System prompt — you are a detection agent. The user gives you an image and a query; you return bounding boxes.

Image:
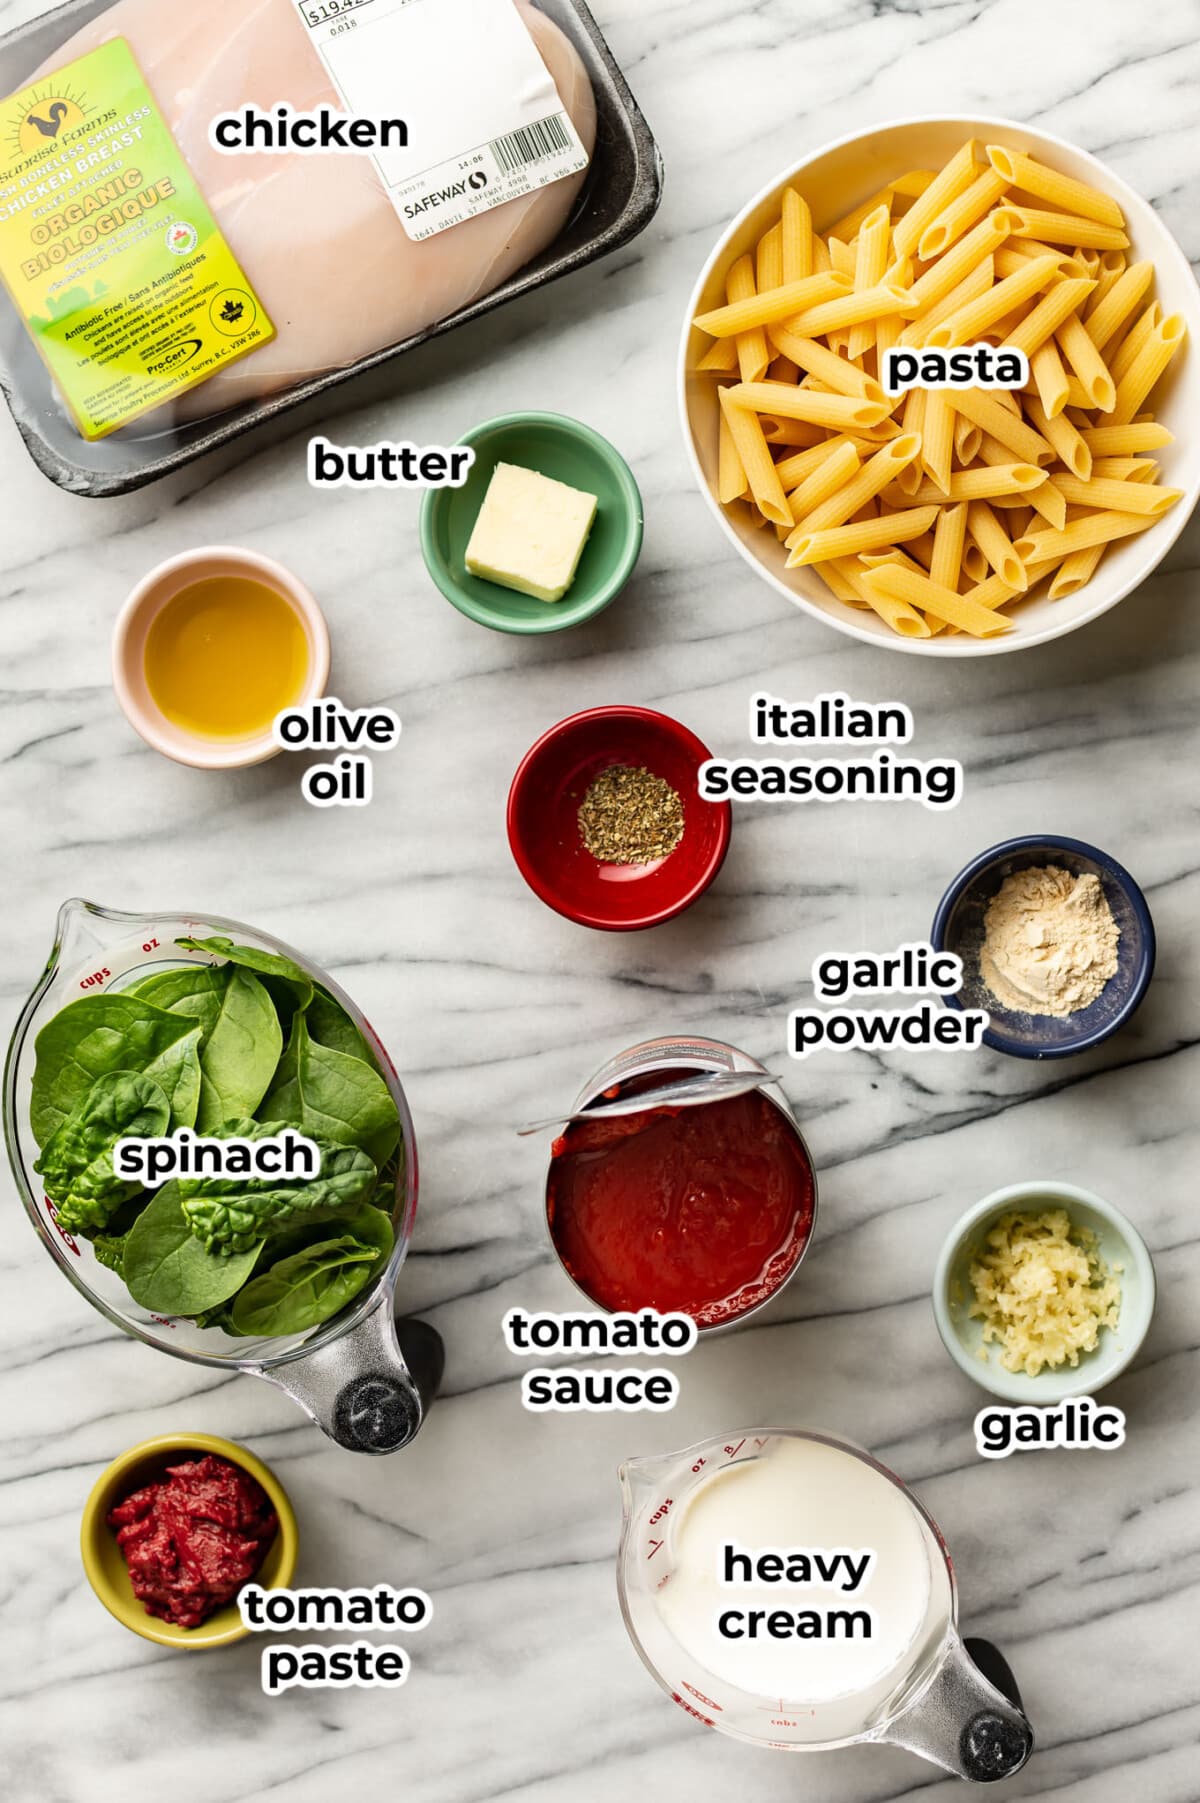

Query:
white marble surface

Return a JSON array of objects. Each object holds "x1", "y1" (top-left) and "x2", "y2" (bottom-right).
[{"x1": 1, "y1": 0, "x2": 1199, "y2": 1798}]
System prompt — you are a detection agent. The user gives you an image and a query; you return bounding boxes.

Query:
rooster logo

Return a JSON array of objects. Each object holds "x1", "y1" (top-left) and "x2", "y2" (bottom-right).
[
  {"x1": 10, "y1": 83, "x2": 90, "y2": 157},
  {"x1": 27, "y1": 101, "x2": 69, "y2": 138}
]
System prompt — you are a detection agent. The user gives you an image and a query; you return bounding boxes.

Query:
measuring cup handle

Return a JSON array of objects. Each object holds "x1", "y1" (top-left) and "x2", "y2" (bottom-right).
[
  {"x1": 877, "y1": 1631, "x2": 1033, "y2": 1783},
  {"x1": 260, "y1": 1293, "x2": 444, "y2": 1455}
]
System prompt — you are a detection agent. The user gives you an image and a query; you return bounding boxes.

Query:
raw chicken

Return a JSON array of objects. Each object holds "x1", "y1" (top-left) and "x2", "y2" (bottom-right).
[{"x1": 34, "y1": 0, "x2": 596, "y2": 420}]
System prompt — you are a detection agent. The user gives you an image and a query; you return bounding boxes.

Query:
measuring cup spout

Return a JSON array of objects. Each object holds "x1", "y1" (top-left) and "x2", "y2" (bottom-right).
[
  {"x1": 619, "y1": 1450, "x2": 680, "y2": 1517},
  {"x1": 877, "y1": 1632, "x2": 1033, "y2": 1783},
  {"x1": 261, "y1": 1290, "x2": 444, "y2": 1456}
]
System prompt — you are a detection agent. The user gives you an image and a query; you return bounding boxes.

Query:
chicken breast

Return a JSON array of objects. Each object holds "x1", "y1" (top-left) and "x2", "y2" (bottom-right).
[{"x1": 34, "y1": 0, "x2": 596, "y2": 422}]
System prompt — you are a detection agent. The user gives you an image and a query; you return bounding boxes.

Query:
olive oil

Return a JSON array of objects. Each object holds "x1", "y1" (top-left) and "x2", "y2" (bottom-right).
[{"x1": 144, "y1": 576, "x2": 310, "y2": 740}]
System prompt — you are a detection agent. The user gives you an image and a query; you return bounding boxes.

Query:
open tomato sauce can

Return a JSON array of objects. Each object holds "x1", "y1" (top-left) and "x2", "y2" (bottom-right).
[{"x1": 545, "y1": 1037, "x2": 818, "y2": 1332}]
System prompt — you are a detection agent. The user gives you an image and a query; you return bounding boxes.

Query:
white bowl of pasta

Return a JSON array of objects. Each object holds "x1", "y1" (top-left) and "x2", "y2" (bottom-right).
[{"x1": 680, "y1": 116, "x2": 1199, "y2": 655}]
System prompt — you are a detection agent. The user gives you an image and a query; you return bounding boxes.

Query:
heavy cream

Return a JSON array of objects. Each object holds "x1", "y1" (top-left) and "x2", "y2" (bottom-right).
[{"x1": 655, "y1": 1438, "x2": 933, "y2": 1703}]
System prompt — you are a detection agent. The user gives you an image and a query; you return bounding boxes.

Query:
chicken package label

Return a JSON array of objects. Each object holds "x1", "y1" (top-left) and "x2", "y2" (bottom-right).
[
  {"x1": 0, "y1": 38, "x2": 274, "y2": 440},
  {"x1": 294, "y1": 0, "x2": 591, "y2": 242}
]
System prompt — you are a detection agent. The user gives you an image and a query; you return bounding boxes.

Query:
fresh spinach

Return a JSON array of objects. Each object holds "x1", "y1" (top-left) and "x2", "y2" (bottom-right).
[
  {"x1": 260, "y1": 1014, "x2": 400, "y2": 1168},
  {"x1": 31, "y1": 995, "x2": 202, "y2": 1145},
  {"x1": 229, "y1": 1234, "x2": 380, "y2": 1337},
  {"x1": 177, "y1": 936, "x2": 314, "y2": 1019},
  {"x1": 34, "y1": 1071, "x2": 170, "y2": 1235},
  {"x1": 177, "y1": 1119, "x2": 378, "y2": 1254},
  {"x1": 132, "y1": 964, "x2": 282, "y2": 1131},
  {"x1": 307, "y1": 986, "x2": 376, "y2": 1064},
  {"x1": 123, "y1": 1182, "x2": 263, "y2": 1316}
]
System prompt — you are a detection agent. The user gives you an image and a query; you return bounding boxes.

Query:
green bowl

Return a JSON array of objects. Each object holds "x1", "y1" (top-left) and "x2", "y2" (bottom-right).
[
  {"x1": 420, "y1": 412, "x2": 644, "y2": 634},
  {"x1": 933, "y1": 1181, "x2": 1156, "y2": 1404}
]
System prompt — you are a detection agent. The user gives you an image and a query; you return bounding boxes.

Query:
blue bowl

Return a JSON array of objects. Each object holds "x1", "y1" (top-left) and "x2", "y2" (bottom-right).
[{"x1": 931, "y1": 835, "x2": 1156, "y2": 1059}]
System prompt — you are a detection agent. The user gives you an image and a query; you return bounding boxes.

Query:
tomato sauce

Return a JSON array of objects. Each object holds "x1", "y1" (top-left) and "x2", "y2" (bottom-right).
[
  {"x1": 546, "y1": 1088, "x2": 815, "y2": 1326},
  {"x1": 108, "y1": 1453, "x2": 277, "y2": 1629}
]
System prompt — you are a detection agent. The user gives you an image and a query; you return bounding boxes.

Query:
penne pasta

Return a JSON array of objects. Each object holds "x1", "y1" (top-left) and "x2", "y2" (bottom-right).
[
  {"x1": 786, "y1": 440, "x2": 862, "y2": 522},
  {"x1": 1012, "y1": 509, "x2": 1159, "y2": 561},
  {"x1": 1055, "y1": 313, "x2": 1117, "y2": 411},
  {"x1": 967, "y1": 498, "x2": 1028, "y2": 588},
  {"x1": 904, "y1": 210, "x2": 1016, "y2": 312},
  {"x1": 1050, "y1": 474, "x2": 1183, "y2": 515},
  {"x1": 918, "y1": 167, "x2": 1011, "y2": 260},
  {"x1": 786, "y1": 504, "x2": 939, "y2": 567},
  {"x1": 985, "y1": 146, "x2": 1126, "y2": 229},
  {"x1": 848, "y1": 205, "x2": 892, "y2": 360},
  {"x1": 892, "y1": 139, "x2": 980, "y2": 260},
  {"x1": 1005, "y1": 276, "x2": 1096, "y2": 358},
  {"x1": 718, "y1": 405, "x2": 749, "y2": 503},
  {"x1": 692, "y1": 136, "x2": 1185, "y2": 640},
  {"x1": 719, "y1": 388, "x2": 791, "y2": 526},
  {"x1": 951, "y1": 387, "x2": 1055, "y2": 464},
  {"x1": 922, "y1": 388, "x2": 954, "y2": 492},
  {"x1": 1006, "y1": 207, "x2": 1130, "y2": 250},
  {"x1": 788, "y1": 435, "x2": 923, "y2": 540},
  {"x1": 1030, "y1": 338, "x2": 1070, "y2": 417},
  {"x1": 1084, "y1": 260, "x2": 1154, "y2": 351},
  {"x1": 782, "y1": 282, "x2": 914, "y2": 338},
  {"x1": 695, "y1": 271, "x2": 852, "y2": 338},
  {"x1": 1109, "y1": 314, "x2": 1187, "y2": 425},
  {"x1": 1080, "y1": 420, "x2": 1173, "y2": 454},
  {"x1": 925, "y1": 254, "x2": 1063, "y2": 350},
  {"x1": 859, "y1": 564, "x2": 1012, "y2": 636},
  {"x1": 725, "y1": 382, "x2": 889, "y2": 431},
  {"x1": 899, "y1": 255, "x2": 994, "y2": 347},
  {"x1": 1026, "y1": 395, "x2": 1091, "y2": 478},
  {"x1": 726, "y1": 254, "x2": 771, "y2": 384}
]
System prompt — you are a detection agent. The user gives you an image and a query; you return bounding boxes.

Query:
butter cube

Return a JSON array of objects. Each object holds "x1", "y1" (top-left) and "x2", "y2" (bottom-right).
[{"x1": 465, "y1": 462, "x2": 598, "y2": 603}]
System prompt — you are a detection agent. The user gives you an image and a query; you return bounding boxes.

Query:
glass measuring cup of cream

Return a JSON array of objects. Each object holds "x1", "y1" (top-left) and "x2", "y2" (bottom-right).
[
  {"x1": 618, "y1": 1430, "x2": 1033, "y2": 1783},
  {"x1": 4, "y1": 900, "x2": 440, "y2": 1455}
]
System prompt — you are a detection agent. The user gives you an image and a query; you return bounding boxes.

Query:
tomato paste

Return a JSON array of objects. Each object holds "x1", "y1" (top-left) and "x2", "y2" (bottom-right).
[
  {"x1": 107, "y1": 1453, "x2": 277, "y2": 1629},
  {"x1": 547, "y1": 1089, "x2": 815, "y2": 1325}
]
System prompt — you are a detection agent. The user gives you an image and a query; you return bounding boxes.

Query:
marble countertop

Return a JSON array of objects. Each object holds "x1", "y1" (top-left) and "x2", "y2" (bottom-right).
[{"x1": 1, "y1": 0, "x2": 1198, "y2": 1798}]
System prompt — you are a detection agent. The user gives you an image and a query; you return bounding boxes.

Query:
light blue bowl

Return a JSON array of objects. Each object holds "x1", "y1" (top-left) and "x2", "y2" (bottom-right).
[{"x1": 934, "y1": 1181, "x2": 1156, "y2": 1403}]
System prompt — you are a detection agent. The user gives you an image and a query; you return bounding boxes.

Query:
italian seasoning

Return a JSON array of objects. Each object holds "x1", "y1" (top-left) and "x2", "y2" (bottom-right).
[{"x1": 578, "y1": 765, "x2": 686, "y2": 866}]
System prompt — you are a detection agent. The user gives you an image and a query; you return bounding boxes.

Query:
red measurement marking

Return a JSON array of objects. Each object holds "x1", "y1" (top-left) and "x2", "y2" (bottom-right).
[
  {"x1": 141, "y1": 938, "x2": 160, "y2": 953},
  {"x1": 45, "y1": 1199, "x2": 80, "y2": 1257},
  {"x1": 691, "y1": 1457, "x2": 707, "y2": 1473},
  {"x1": 681, "y1": 1681, "x2": 722, "y2": 1712},
  {"x1": 725, "y1": 1439, "x2": 746, "y2": 1460},
  {"x1": 672, "y1": 1696, "x2": 714, "y2": 1728},
  {"x1": 648, "y1": 1499, "x2": 673, "y2": 1525},
  {"x1": 647, "y1": 1538, "x2": 665, "y2": 1560}
]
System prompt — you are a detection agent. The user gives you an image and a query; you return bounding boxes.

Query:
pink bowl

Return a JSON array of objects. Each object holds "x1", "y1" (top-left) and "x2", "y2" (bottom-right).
[{"x1": 112, "y1": 547, "x2": 330, "y2": 770}]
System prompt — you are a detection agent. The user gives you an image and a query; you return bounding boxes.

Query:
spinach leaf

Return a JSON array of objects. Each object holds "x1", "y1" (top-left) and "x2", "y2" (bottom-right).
[
  {"x1": 31, "y1": 995, "x2": 202, "y2": 1145},
  {"x1": 131, "y1": 964, "x2": 282, "y2": 1131},
  {"x1": 34, "y1": 1071, "x2": 170, "y2": 1235},
  {"x1": 177, "y1": 1119, "x2": 378, "y2": 1254},
  {"x1": 177, "y1": 936, "x2": 314, "y2": 1021},
  {"x1": 260, "y1": 1014, "x2": 400, "y2": 1168},
  {"x1": 124, "y1": 1182, "x2": 263, "y2": 1316},
  {"x1": 307, "y1": 986, "x2": 375, "y2": 1064},
  {"x1": 229, "y1": 1234, "x2": 380, "y2": 1337},
  {"x1": 93, "y1": 1231, "x2": 131, "y2": 1277}
]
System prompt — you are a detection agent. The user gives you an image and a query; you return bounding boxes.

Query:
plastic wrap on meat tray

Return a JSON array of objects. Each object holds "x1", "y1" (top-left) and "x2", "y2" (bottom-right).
[{"x1": 16, "y1": 0, "x2": 597, "y2": 434}]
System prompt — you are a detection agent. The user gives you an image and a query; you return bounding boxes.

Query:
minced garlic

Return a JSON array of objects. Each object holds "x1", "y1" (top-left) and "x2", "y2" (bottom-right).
[{"x1": 967, "y1": 1208, "x2": 1121, "y2": 1377}]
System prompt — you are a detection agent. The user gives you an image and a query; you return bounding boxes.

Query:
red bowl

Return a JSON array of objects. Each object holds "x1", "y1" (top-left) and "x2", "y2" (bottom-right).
[{"x1": 507, "y1": 707, "x2": 733, "y2": 931}]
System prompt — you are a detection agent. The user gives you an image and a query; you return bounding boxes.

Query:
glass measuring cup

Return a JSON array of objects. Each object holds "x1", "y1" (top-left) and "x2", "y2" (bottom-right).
[
  {"x1": 4, "y1": 900, "x2": 442, "y2": 1455},
  {"x1": 618, "y1": 1430, "x2": 1033, "y2": 1783}
]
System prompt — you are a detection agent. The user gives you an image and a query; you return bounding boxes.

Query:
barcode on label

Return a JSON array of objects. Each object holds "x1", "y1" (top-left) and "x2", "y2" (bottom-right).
[{"x1": 490, "y1": 112, "x2": 573, "y2": 174}]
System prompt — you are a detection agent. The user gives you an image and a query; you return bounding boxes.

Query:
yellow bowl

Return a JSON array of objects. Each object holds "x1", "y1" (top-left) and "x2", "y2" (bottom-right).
[{"x1": 80, "y1": 1433, "x2": 298, "y2": 1651}]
